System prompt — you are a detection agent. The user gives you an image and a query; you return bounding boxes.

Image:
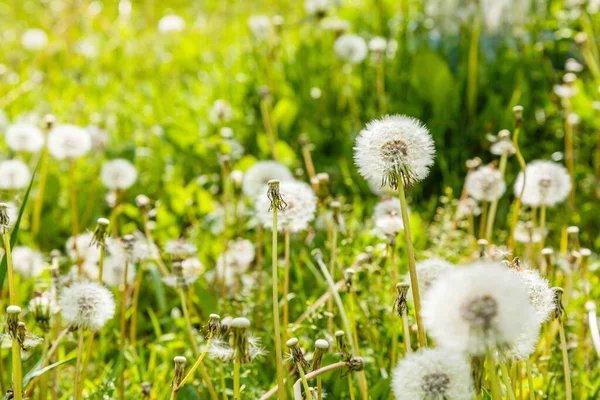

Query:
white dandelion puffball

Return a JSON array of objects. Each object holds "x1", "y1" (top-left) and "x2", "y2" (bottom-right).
[
  {"x1": 513, "y1": 222, "x2": 545, "y2": 244},
  {"x1": 373, "y1": 198, "x2": 405, "y2": 237},
  {"x1": 256, "y1": 180, "x2": 317, "y2": 233},
  {"x1": 406, "y1": 258, "x2": 453, "y2": 302},
  {"x1": 507, "y1": 324, "x2": 541, "y2": 360},
  {"x1": 242, "y1": 161, "x2": 294, "y2": 199},
  {"x1": 248, "y1": 15, "x2": 273, "y2": 41},
  {"x1": 158, "y1": 14, "x2": 186, "y2": 33},
  {"x1": 369, "y1": 36, "x2": 388, "y2": 52},
  {"x1": 490, "y1": 138, "x2": 515, "y2": 157},
  {"x1": 374, "y1": 216, "x2": 404, "y2": 237},
  {"x1": 5, "y1": 123, "x2": 45, "y2": 153},
  {"x1": 391, "y1": 348, "x2": 473, "y2": 400},
  {"x1": 320, "y1": 17, "x2": 351, "y2": 33},
  {"x1": 100, "y1": 159, "x2": 138, "y2": 190},
  {"x1": 21, "y1": 28, "x2": 48, "y2": 51},
  {"x1": 422, "y1": 262, "x2": 536, "y2": 355},
  {"x1": 354, "y1": 115, "x2": 435, "y2": 189},
  {"x1": 59, "y1": 281, "x2": 115, "y2": 330},
  {"x1": 209, "y1": 99, "x2": 234, "y2": 125},
  {"x1": 0, "y1": 160, "x2": 31, "y2": 190},
  {"x1": 47, "y1": 124, "x2": 92, "y2": 160},
  {"x1": 456, "y1": 198, "x2": 481, "y2": 218},
  {"x1": 373, "y1": 198, "x2": 401, "y2": 219},
  {"x1": 514, "y1": 160, "x2": 572, "y2": 207},
  {"x1": 509, "y1": 267, "x2": 555, "y2": 324},
  {"x1": 334, "y1": 34, "x2": 368, "y2": 64},
  {"x1": 304, "y1": 0, "x2": 332, "y2": 15},
  {"x1": 11, "y1": 246, "x2": 46, "y2": 278},
  {"x1": 164, "y1": 240, "x2": 197, "y2": 259},
  {"x1": 465, "y1": 165, "x2": 506, "y2": 202},
  {"x1": 214, "y1": 239, "x2": 256, "y2": 289}
]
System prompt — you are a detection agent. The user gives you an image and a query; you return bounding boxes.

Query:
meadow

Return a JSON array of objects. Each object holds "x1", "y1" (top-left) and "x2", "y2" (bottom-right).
[{"x1": 0, "y1": 0, "x2": 599, "y2": 399}]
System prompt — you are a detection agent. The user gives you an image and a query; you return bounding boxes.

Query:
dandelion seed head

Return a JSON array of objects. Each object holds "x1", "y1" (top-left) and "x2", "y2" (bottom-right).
[
  {"x1": 514, "y1": 160, "x2": 572, "y2": 207},
  {"x1": 0, "y1": 202, "x2": 18, "y2": 231},
  {"x1": 565, "y1": 58, "x2": 584, "y2": 72},
  {"x1": 509, "y1": 267, "x2": 555, "y2": 323},
  {"x1": 465, "y1": 165, "x2": 506, "y2": 202},
  {"x1": 158, "y1": 14, "x2": 186, "y2": 33},
  {"x1": 248, "y1": 16, "x2": 273, "y2": 41},
  {"x1": 422, "y1": 262, "x2": 536, "y2": 355},
  {"x1": 513, "y1": 222, "x2": 545, "y2": 244},
  {"x1": 164, "y1": 239, "x2": 197, "y2": 260},
  {"x1": 100, "y1": 159, "x2": 138, "y2": 190},
  {"x1": 256, "y1": 180, "x2": 317, "y2": 233},
  {"x1": 320, "y1": 17, "x2": 351, "y2": 33},
  {"x1": 11, "y1": 246, "x2": 46, "y2": 278},
  {"x1": 209, "y1": 99, "x2": 234, "y2": 125},
  {"x1": 5, "y1": 123, "x2": 45, "y2": 153},
  {"x1": 242, "y1": 161, "x2": 293, "y2": 199},
  {"x1": 406, "y1": 258, "x2": 453, "y2": 302},
  {"x1": 553, "y1": 84, "x2": 578, "y2": 99},
  {"x1": 506, "y1": 324, "x2": 540, "y2": 360},
  {"x1": 391, "y1": 348, "x2": 473, "y2": 400},
  {"x1": 304, "y1": 0, "x2": 332, "y2": 15},
  {"x1": 456, "y1": 198, "x2": 481, "y2": 218},
  {"x1": 334, "y1": 34, "x2": 368, "y2": 64},
  {"x1": 21, "y1": 28, "x2": 48, "y2": 51},
  {"x1": 369, "y1": 36, "x2": 388, "y2": 52},
  {"x1": 59, "y1": 281, "x2": 115, "y2": 330},
  {"x1": 354, "y1": 115, "x2": 435, "y2": 189},
  {"x1": 48, "y1": 124, "x2": 92, "y2": 160},
  {"x1": 0, "y1": 160, "x2": 31, "y2": 190}
]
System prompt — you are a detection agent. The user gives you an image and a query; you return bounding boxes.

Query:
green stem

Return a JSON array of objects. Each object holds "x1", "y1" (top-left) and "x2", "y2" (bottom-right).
[
  {"x1": 499, "y1": 354, "x2": 516, "y2": 400},
  {"x1": 296, "y1": 362, "x2": 312, "y2": 399},
  {"x1": 397, "y1": 183, "x2": 427, "y2": 348},
  {"x1": 282, "y1": 231, "x2": 290, "y2": 340},
  {"x1": 3, "y1": 231, "x2": 16, "y2": 305},
  {"x1": 271, "y1": 208, "x2": 285, "y2": 400},
  {"x1": 32, "y1": 148, "x2": 49, "y2": 235},
  {"x1": 487, "y1": 351, "x2": 502, "y2": 400},
  {"x1": 119, "y1": 260, "x2": 130, "y2": 400},
  {"x1": 485, "y1": 153, "x2": 508, "y2": 242},
  {"x1": 233, "y1": 359, "x2": 241, "y2": 400},
  {"x1": 467, "y1": 15, "x2": 480, "y2": 118},
  {"x1": 328, "y1": 220, "x2": 338, "y2": 335},
  {"x1": 509, "y1": 123, "x2": 526, "y2": 252},
  {"x1": 478, "y1": 201, "x2": 488, "y2": 240},
  {"x1": 176, "y1": 338, "x2": 213, "y2": 391},
  {"x1": 73, "y1": 330, "x2": 85, "y2": 400},
  {"x1": 402, "y1": 312, "x2": 412, "y2": 355},
  {"x1": 11, "y1": 335, "x2": 22, "y2": 400},
  {"x1": 558, "y1": 319, "x2": 572, "y2": 400},
  {"x1": 526, "y1": 358, "x2": 535, "y2": 400},
  {"x1": 538, "y1": 206, "x2": 547, "y2": 253}
]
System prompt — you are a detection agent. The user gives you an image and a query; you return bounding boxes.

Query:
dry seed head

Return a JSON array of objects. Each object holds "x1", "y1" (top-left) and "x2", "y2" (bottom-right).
[
  {"x1": 172, "y1": 356, "x2": 186, "y2": 389},
  {"x1": 394, "y1": 282, "x2": 410, "y2": 316},
  {"x1": 136, "y1": 194, "x2": 150, "y2": 208},
  {"x1": 0, "y1": 202, "x2": 10, "y2": 232},
  {"x1": 512, "y1": 105, "x2": 524, "y2": 122},
  {"x1": 17, "y1": 322, "x2": 26, "y2": 347},
  {"x1": 552, "y1": 287, "x2": 565, "y2": 320},
  {"x1": 312, "y1": 339, "x2": 329, "y2": 371},
  {"x1": 232, "y1": 317, "x2": 250, "y2": 362},
  {"x1": 335, "y1": 330, "x2": 351, "y2": 361},
  {"x1": 344, "y1": 268, "x2": 355, "y2": 288},
  {"x1": 207, "y1": 314, "x2": 221, "y2": 338},
  {"x1": 286, "y1": 337, "x2": 310, "y2": 370},
  {"x1": 44, "y1": 114, "x2": 56, "y2": 129}
]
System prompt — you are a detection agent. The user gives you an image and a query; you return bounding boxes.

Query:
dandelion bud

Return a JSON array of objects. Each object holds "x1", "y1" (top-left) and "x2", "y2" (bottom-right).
[
  {"x1": 231, "y1": 317, "x2": 251, "y2": 363},
  {"x1": 335, "y1": 330, "x2": 351, "y2": 362},
  {"x1": 286, "y1": 338, "x2": 310, "y2": 370},
  {"x1": 91, "y1": 218, "x2": 110, "y2": 248},
  {"x1": 0, "y1": 202, "x2": 11, "y2": 233},
  {"x1": 207, "y1": 314, "x2": 221, "y2": 338},
  {"x1": 312, "y1": 339, "x2": 329, "y2": 371},
  {"x1": 44, "y1": 114, "x2": 56, "y2": 130},
  {"x1": 172, "y1": 356, "x2": 187, "y2": 390},
  {"x1": 136, "y1": 194, "x2": 150, "y2": 209},
  {"x1": 344, "y1": 268, "x2": 355, "y2": 288},
  {"x1": 512, "y1": 105, "x2": 524, "y2": 125},
  {"x1": 267, "y1": 180, "x2": 287, "y2": 212},
  {"x1": 552, "y1": 288, "x2": 565, "y2": 320},
  {"x1": 477, "y1": 239, "x2": 488, "y2": 259},
  {"x1": 394, "y1": 282, "x2": 410, "y2": 316},
  {"x1": 6, "y1": 305, "x2": 21, "y2": 338}
]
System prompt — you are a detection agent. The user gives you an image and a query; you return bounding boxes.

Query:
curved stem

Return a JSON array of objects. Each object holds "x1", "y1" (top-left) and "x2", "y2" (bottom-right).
[
  {"x1": 296, "y1": 362, "x2": 312, "y2": 400},
  {"x1": 73, "y1": 330, "x2": 85, "y2": 400},
  {"x1": 176, "y1": 339, "x2": 213, "y2": 391},
  {"x1": 558, "y1": 319, "x2": 572, "y2": 400},
  {"x1": 290, "y1": 362, "x2": 347, "y2": 400},
  {"x1": 397, "y1": 183, "x2": 427, "y2": 348}
]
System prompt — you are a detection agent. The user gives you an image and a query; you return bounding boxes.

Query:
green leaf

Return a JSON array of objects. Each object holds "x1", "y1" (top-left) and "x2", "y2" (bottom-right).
[
  {"x1": 0, "y1": 162, "x2": 38, "y2": 289},
  {"x1": 23, "y1": 357, "x2": 75, "y2": 388}
]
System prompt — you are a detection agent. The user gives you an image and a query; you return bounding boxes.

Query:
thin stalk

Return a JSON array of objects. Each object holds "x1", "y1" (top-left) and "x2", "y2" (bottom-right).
[
  {"x1": 288, "y1": 362, "x2": 346, "y2": 400},
  {"x1": 397, "y1": 183, "x2": 427, "y2": 348},
  {"x1": 538, "y1": 206, "x2": 547, "y2": 254},
  {"x1": 176, "y1": 338, "x2": 213, "y2": 391},
  {"x1": 260, "y1": 97, "x2": 278, "y2": 160},
  {"x1": 69, "y1": 160, "x2": 79, "y2": 244},
  {"x1": 178, "y1": 289, "x2": 218, "y2": 400},
  {"x1": 3, "y1": 231, "x2": 16, "y2": 305},
  {"x1": 0, "y1": 348, "x2": 5, "y2": 394},
  {"x1": 129, "y1": 265, "x2": 144, "y2": 345},
  {"x1": 32, "y1": 148, "x2": 49, "y2": 235},
  {"x1": 564, "y1": 107, "x2": 575, "y2": 208},
  {"x1": 402, "y1": 312, "x2": 412, "y2": 355},
  {"x1": 467, "y1": 15, "x2": 480, "y2": 118},
  {"x1": 348, "y1": 375, "x2": 356, "y2": 400},
  {"x1": 233, "y1": 358, "x2": 241, "y2": 400},
  {"x1": 76, "y1": 331, "x2": 95, "y2": 400},
  {"x1": 478, "y1": 201, "x2": 488, "y2": 240},
  {"x1": 526, "y1": 358, "x2": 535, "y2": 400},
  {"x1": 347, "y1": 286, "x2": 368, "y2": 399},
  {"x1": 499, "y1": 354, "x2": 516, "y2": 400},
  {"x1": 271, "y1": 209, "x2": 285, "y2": 400},
  {"x1": 282, "y1": 231, "x2": 291, "y2": 340},
  {"x1": 296, "y1": 362, "x2": 312, "y2": 400},
  {"x1": 97, "y1": 245, "x2": 105, "y2": 283},
  {"x1": 26, "y1": 327, "x2": 70, "y2": 398},
  {"x1": 11, "y1": 334, "x2": 23, "y2": 400},
  {"x1": 73, "y1": 330, "x2": 85, "y2": 400},
  {"x1": 487, "y1": 352, "x2": 503, "y2": 400},
  {"x1": 142, "y1": 210, "x2": 170, "y2": 276},
  {"x1": 508, "y1": 120, "x2": 526, "y2": 251},
  {"x1": 485, "y1": 153, "x2": 508, "y2": 242},
  {"x1": 558, "y1": 319, "x2": 572, "y2": 400},
  {"x1": 220, "y1": 365, "x2": 228, "y2": 400},
  {"x1": 300, "y1": 140, "x2": 317, "y2": 186},
  {"x1": 328, "y1": 220, "x2": 338, "y2": 335},
  {"x1": 119, "y1": 260, "x2": 130, "y2": 400}
]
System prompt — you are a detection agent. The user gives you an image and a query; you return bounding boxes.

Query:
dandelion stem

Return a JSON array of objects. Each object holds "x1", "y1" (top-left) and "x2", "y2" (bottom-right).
[
  {"x1": 348, "y1": 375, "x2": 356, "y2": 400},
  {"x1": 142, "y1": 209, "x2": 170, "y2": 276},
  {"x1": 130, "y1": 264, "x2": 144, "y2": 345},
  {"x1": 176, "y1": 338, "x2": 213, "y2": 391},
  {"x1": 282, "y1": 231, "x2": 291, "y2": 340},
  {"x1": 397, "y1": 183, "x2": 427, "y2": 348},
  {"x1": 271, "y1": 207, "x2": 286, "y2": 400},
  {"x1": 296, "y1": 362, "x2": 312, "y2": 400},
  {"x1": 478, "y1": 201, "x2": 488, "y2": 240},
  {"x1": 178, "y1": 289, "x2": 219, "y2": 400},
  {"x1": 260, "y1": 96, "x2": 278, "y2": 160},
  {"x1": 32, "y1": 147, "x2": 49, "y2": 235},
  {"x1": 328, "y1": 216, "x2": 338, "y2": 335},
  {"x1": 485, "y1": 153, "x2": 508, "y2": 242},
  {"x1": 486, "y1": 351, "x2": 502, "y2": 400},
  {"x1": 526, "y1": 358, "x2": 535, "y2": 400},
  {"x1": 558, "y1": 318, "x2": 572, "y2": 400},
  {"x1": 288, "y1": 362, "x2": 347, "y2": 400},
  {"x1": 73, "y1": 330, "x2": 85, "y2": 400},
  {"x1": 467, "y1": 15, "x2": 480, "y2": 118},
  {"x1": 498, "y1": 353, "x2": 516, "y2": 400},
  {"x1": 3, "y1": 230, "x2": 17, "y2": 305},
  {"x1": 233, "y1": 357, "x2": 241, "y2": 400},
  {"x1": 69, "y1": 160, "x2": 80, "y2": 249},
  {"x1": 402, "y1": 312, "x2": 412, "y2": 355},
  {"x1": 118, "y1": 259, "x2": 130, "y2": 400},
  {"x1": 538, "y1": 205, "x2": 547, "y2": 254},
  {"x1": 509, "y1": 118, "x2": 526, "y2": 252},
  {"x1": 10, "y1": 332, "x2": 23, "y2": 400}
]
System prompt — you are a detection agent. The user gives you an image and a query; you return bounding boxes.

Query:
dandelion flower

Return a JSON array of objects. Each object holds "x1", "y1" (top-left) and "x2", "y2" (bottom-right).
[
  {"x1": 405, "y1": 258, "x2": 453, "y2": 302},
  {"x1": 59, "y1": 281, "x2": 115, "y2": 330},
  {"x1": 21, "y1": 28, "x2": 48, "y2": 51},
  {"x1": 374, "y1": 216, "x2": 404, "y2": 237},
  {"x1": 422, "y1": 262, "x2": 536, "y2": 355},
  {"x1": 509, "y1": 266, "x2": 554, "y2": 323},
  {"x1": 334, "y1": 34, "x2": 368, "y2": 64},
  {"x1": 47, "y1": 124, "x2": 92, "y2": 160},
  {"x1": 248, "y1": 16, "x2": 273, "y2": 41},
  {"x1": 11, "y1": 246, "x2": 46, "y2": 278},
  {"x1": 465, "y1": 165, "x2": 506, "y2": 202},
  {"x1": 514, "y1": 160, "x2": 572, "y2": 207},
  {"x1": 242, "y1": 161, "x2": 293, "y2": 199},
  {"x1": 209, "y1": 99, "x2": 234, "y2": 125},
  {"x1": 100, "y1": 159, "x2": 138, "y2": 191},
  {"x1": 255, "y1": 180, "x2": 317, "y2": 233},
  {"x1": 158, "y1": 14, "x2": 186, "y2": 33},
  {"x1": 5, "y1": 123, "x2": 45, "y2": 153},
  {"x1": 354, "y1": 115, "x2": 435, "y2": 189},
  {"x1": 391, "y1": 348, "x2": 473, "y2": 400},
  {"x1": 0, "y1": 160, "x2": 31, "y2": 190}
]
